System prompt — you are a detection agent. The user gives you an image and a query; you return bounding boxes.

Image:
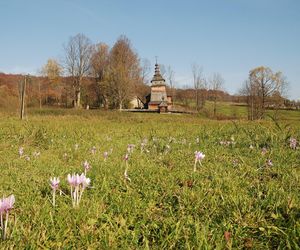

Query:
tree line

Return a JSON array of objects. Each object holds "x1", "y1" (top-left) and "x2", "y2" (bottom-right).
[
  {"x1": 41, "y1": 34, "x2": 147, "y2": 110},
  {"x1": 0, "y1": 33, "x2": 295, "y2": 119}
]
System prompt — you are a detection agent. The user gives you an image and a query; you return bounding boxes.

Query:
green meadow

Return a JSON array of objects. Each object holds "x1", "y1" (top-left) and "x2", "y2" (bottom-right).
[{"x1": 0, "y1": 109, "x2": 299, "y2": 249}]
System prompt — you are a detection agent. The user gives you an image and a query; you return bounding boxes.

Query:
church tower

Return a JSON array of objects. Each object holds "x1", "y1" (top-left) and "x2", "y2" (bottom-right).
[{"x1": 148, "y1": 63, "x2": 170, "y2": 111}]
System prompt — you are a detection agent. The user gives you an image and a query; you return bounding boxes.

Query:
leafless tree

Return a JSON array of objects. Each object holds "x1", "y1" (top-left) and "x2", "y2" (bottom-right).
[
  {"x1": 159, "y1": 64, "x2": 166, "y2": 78},
  {"x1": 209, "y1": 72, "x2": 224, "y2": 117},
  {"x1": 90, "y1": 43, "x2": 110, "y2": 108},
  {"x1": 241, "y1": 66, "x2": 288, "y2": 120},
  {"x1": 141, "y1": 58, "x2": 151, "y2": 84},
  {"x1": 64, "y1": 33, "x2": 93, "y2": 108},
  {"x1": 192, "y1": 63, "x2": 205, "y2": 111},
  {"x1": 167, "y1": 65, "x2": 175, "y2": 106}
]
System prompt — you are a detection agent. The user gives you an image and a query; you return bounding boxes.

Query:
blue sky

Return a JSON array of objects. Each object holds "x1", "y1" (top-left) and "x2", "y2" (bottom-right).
[{"x1": 0, "y1": 0, "x2": 299, "y2": 99}]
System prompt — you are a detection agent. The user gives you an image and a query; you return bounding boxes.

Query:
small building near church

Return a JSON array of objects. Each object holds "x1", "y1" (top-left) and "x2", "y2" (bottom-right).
[
  {"x1": 145, "y1": 63, "x2": 172, "y2": 112},
  {"x1": 129, "y1": 96, "x2": 145, "y2": 109}
]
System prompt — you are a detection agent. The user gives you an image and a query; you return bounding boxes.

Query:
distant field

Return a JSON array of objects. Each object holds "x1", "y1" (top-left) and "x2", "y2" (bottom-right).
[
  {"x1": 173, "y1": 100, "x2": 300, "y2": 121},
  {"x1": 0, "y1": 109, "x2": 299, "y2": 249}
]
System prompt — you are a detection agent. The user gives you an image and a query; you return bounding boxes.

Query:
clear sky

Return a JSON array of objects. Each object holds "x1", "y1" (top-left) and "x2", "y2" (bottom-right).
[{"x1": 0, "y1": 0, "x2": 299, "y2": 99}]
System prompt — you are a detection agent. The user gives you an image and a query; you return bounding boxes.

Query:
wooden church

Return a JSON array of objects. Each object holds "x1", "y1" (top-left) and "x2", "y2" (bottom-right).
[{"x1": 145, "y1": 63, "x2": 172, "y2": 112}]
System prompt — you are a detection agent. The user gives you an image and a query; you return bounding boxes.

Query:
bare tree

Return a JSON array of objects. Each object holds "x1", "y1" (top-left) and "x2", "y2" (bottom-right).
[
  {"x1": 167, "y1": 65, "x2": 175, "y2": 89},
  {"x1": 90, "y1": 43, "x2": 110, "y2": 108},
  {"x1": 141, "y1": 58, "x2": 151, "y2": 84},
  {"x1": 241, "y1": 66, "x2": 288, "y2": 120},
  {"x1": 167, "y1": 65, "x2": 175, "y2": 106},
  {"x1": 192, "y1": 63, "x2": 205, "y2": 111},
  {"x1": 64, "y1": 33, "x2": 93, "y2": 108},
  {"x1": 159, "y1": 64, "x2": 166, "y2": 78},
  {"x1": 209, "y1": 72, "x2": 224, "y2": 117}
]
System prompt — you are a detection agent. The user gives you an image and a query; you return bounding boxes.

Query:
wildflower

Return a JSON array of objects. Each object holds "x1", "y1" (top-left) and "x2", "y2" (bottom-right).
[
  {"x1": 289, "y1": 137, "x2": 297, "y2": 150},
  {"x1": 196, "y1": 137, "x2": 200, "y2": 144},
  {"x1": 25, "y1": 155, "x2": 30, "y2": 161},
  {"x1": 82, "y1": 175, "x2": 91, "y2": 189},
  {"x1": 266, "y1": 159, "x2": 273, "y2": 167},
  {"x1": 103, "y1": 151, "x2": 108, "y2": 161},
  {"x1": 165, "y1": 144, "x2": 171, "y2": 154},
  {"x1": 195, "y1": 151, "x2": 205, "y2": 161},
  {"x1": 261, "y1": 147, "x2": 267, "y2": 155},
  {"x1": 127, "y1": 144, "x2": 135, "y2": 154},
  {"x1": 50, "y1": 177, "x2": 60, "y2": 206},
  {"x1": 74, "y1": 144, "x2": 79, "y2": 150},
  {"x1": 50, "y1": 177, "x2": 60, "y2": 190},
  {"x1": 220, "y1": 140, "x2": 231, "y2": 146},
  {"x1": 67, "y1": 173, "x2": 90, "y2": 207},
  {"x1": 83, "y1": 160, "x2": 91, "y2": 175},
  {"x1": 233, "y1": 159, "x2": 239, "y2": 166},
  {"x1": 18, "y1": 147, "x2": 24, "y2": 157},
  {"x1": 249, "y1": 145, "x2": 254, "y2": 149},
  {"x1": 63, "y1": 153, "x2": 68, "y2": 159},
  {"x1": 140, "y1": 139, "x2": 148, "y2": 153},
  {"x1": 124, "y1": 169, "x2": 131, "y2": 182},
  {"x1": 67, "y1": 173, "x2": 76, "y2": 187},
  {"x1": 124, "y1": 154, "x2": 129, "y2": 161},
  {"x1": 123, "y1": 153, "x2": 131, "y2": 182},
  {"x1": 91, "y1": 146, "x2": 97, "y2": 154},
  {"x1": 33, "y1": 151, "x2": 40, "y2": 158},
  {"x1": 0, "y1": 195, "x2": 15, "y2": 240},
  {"x1": 194, "y1": 151, "x2": 205, "y2": 172}
]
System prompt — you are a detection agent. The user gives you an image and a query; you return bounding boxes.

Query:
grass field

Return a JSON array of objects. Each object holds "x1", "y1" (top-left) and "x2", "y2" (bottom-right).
[
  {"x1": 174, "y1": 100, "x2": 300, "y2": 121},
  {"x1": 0, "y1": 109, "x2": 300, "y2": 249}
]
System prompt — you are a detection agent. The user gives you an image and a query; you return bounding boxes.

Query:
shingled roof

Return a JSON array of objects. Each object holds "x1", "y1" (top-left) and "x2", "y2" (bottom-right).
[{"x1": 150, "y1": 63, "x2": 166, "y2": 84}]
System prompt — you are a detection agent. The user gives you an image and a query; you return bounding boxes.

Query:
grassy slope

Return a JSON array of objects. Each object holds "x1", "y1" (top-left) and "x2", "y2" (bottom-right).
[
  {"x1": 174, "y1": 100, "x2": 300, "y2": 121},
  {"x1": 0, "y1": 109, "x2": 299, "y2": 249}
]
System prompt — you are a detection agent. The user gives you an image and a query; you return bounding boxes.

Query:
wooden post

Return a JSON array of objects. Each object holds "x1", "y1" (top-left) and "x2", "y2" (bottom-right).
[{"x1": 20, "y1": 75, "x2": 27, "y2": 120}]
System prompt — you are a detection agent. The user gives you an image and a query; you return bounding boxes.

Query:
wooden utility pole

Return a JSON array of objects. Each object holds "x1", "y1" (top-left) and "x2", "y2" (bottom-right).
[{"x1": 20, "y1": 75, "x2": 27, "y2": 120}]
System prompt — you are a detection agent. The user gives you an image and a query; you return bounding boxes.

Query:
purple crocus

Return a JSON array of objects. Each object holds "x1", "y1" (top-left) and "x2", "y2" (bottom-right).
[
  {"x1": 0, "y1": 195, "x2": 15, "y2": 240},
  {"x1": 289, "y1": 138, "x2": 297, "y2": 150},
  {"x1": 266, "y1": 159, "x2": 273, "y2": 167},
  {"x1": 195, "y1": 151, "x2": 205, "y2": 161},
  {"x1": 33, "y1": 151, "x2": 40, "y2": 158},
  {"x1": 124, "y1": 154, "x2": 129, "y2": 161},
  {"x1": 194, "y1": 151, "x2": 205, "y2": 172},
  {"x1": 50, "y1": 177, "x2": 60, "y2": 191},
  {"x1": 103, "y1": 151, "x2": 108, "y2": 161},
  {"x1": 67, "y1": 173, "x2": 91, "y2": 207},
  {"x1": 83, "y1": 160, "x2": 91, "y2": 175},
  {"x1": 50, "y1": 177, "x2": 60, "y2": 206},
  {"x1": 124, "y1": 169, "x2": 131, "y2": 182},
  {"x1": 261, "y1": 147, "x2": 267, "y2": 155},
  {"x1": 127, "y1": 144, "x2": 135, "y2": 154},
  {"x1": 0, "y1": 195, "x2": 15, "y2": 213},
  {"x1": 18, "y1": 147, "x2": 24, "y2": 157}
]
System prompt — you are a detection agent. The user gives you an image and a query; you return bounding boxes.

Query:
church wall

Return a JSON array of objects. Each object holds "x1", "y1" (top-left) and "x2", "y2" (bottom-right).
[{"x1": 149, "y1": 104, "x2": 159, "y2": 110}]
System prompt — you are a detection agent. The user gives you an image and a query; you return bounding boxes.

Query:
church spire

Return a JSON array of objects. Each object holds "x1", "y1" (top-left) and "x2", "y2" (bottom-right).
[
  {"x1": 151, "y1": 58, "x2": 165, "y2": 85},
  {"x1": 154, "y1": 63, "x2": 161, "y2": 76}
]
